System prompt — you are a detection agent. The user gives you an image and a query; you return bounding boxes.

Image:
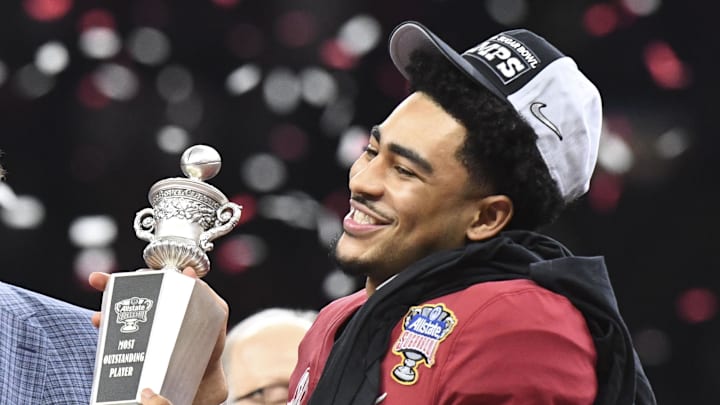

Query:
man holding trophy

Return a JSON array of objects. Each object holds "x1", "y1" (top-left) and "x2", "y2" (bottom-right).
[{"x1": 87, "y1": 16, "x2": 655, "y2": 405}]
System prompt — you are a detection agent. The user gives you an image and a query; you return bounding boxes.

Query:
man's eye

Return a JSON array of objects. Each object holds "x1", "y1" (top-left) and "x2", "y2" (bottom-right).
[
  {"x1": 364, "y1": 145, "x2": 378, "y2": 157},
  {"x1": 395, "y1": 166, "x2": 415, "y2": 177}
]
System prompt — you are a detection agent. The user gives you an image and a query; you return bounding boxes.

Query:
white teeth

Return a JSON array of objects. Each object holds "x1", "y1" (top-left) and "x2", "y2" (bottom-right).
[{"x1": 353, "y1": 209, "x2": 378, "y2": 225}]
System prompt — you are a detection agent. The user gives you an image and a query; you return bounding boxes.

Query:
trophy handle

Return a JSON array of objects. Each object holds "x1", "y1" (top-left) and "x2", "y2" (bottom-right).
[
  {"x1": 134, "y1": 207, "x2": 156, "y2": 243},
  {"x1": 199, "y1": 202, "x2": 242, "y2": 251}
]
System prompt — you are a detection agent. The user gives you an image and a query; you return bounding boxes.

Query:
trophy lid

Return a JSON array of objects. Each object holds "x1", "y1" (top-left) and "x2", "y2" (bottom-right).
[{"x1": 148, "y1": 145, "x2": 229, "y2": 205}]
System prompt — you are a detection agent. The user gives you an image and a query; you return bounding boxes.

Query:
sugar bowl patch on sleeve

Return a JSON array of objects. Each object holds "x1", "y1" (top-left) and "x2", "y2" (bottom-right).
[{"x1": 391, "y1": 303, "x2": 457, "y2": 385}]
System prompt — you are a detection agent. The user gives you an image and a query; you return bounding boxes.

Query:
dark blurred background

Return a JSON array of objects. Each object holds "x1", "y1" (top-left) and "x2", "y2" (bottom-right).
[{"x1": 0, "y1": 0, "x2": 716, "y2": 403}]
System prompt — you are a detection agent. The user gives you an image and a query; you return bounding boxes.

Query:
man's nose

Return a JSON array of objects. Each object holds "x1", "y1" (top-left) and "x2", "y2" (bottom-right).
[{"x1": 348, "y1": 158, "x2": 384, "y2": 198}]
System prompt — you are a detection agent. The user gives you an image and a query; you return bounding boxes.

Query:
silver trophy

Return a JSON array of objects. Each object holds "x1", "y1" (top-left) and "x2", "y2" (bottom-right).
[{"x1": 91, "y1": 145, "x2": 242, "y2": 405}]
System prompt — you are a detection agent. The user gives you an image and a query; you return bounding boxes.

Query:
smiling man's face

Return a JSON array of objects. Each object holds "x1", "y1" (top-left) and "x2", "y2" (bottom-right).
[{"x1": 333, "y1": 92, "x2": 485, "y2": 286}]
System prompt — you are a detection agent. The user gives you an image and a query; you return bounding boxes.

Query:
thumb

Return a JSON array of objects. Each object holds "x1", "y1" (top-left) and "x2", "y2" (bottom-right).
[{"x1": 141, "y1": 388, "x2": 172, "y2": 405}]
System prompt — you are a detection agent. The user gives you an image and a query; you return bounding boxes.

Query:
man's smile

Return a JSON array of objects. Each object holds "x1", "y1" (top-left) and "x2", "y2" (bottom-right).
[{"x1": 343, "y1": 200, "x2": 392, "y2": 235}]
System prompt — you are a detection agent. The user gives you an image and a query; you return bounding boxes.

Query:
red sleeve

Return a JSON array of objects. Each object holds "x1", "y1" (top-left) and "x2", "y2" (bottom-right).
[{"x1": 435, "y1": 287, "x2": 597, "y2": 404}]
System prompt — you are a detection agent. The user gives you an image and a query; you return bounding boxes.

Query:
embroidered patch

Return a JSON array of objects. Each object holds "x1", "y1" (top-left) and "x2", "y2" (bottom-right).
[{"x1": 391, "y1": 303, "x2": 457, "y2": 385}]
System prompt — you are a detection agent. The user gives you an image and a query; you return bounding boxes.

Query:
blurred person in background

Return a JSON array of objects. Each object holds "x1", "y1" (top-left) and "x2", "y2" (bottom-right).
[{"x1": 222, "y1": 308, "x2": 317, "y2": 405}]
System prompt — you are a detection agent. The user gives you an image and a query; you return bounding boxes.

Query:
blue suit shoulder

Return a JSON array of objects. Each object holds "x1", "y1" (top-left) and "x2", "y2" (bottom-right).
[{"x1": 0, "y1": 281, "x2": 98, "y2": 404}]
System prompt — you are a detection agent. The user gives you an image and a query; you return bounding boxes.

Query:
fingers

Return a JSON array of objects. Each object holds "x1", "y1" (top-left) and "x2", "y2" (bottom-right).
[
  {"x1": 88, "y1": 272, "x2": 111, "y2": 328},
  {"x1": 141, "y1": 388, "x2": 172, "y2": 405},
  {"x1": 91, "y1": 311, "x2": 101, "y2": 328},
  {"x1": 181, "y1": 267, "x2": 199, "y2": 279},
  {"x1": 88, "y1": 271, "x2": 111, "y2": 292}
]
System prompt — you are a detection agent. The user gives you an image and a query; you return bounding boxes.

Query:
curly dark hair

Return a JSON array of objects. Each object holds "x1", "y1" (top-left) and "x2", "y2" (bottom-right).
[{"x1": 405, "y1": 50, "x2": 565, "y2": 230}]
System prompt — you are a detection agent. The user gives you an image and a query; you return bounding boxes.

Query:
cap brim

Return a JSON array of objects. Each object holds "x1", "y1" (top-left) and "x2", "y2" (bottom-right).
[{"x1": 388, "y1": 21, "x2": 506, "y2": 101}]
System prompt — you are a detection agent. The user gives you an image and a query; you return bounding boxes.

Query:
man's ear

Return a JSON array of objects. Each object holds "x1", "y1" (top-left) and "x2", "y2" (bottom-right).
[{"x1": 466, "y1": 195, "x2": 513, "y2": 241}]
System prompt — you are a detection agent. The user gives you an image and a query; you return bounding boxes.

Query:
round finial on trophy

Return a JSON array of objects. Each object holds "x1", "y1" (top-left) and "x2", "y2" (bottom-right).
[{"x1": 180, "y1": 145, "x2": 222, "y2": 181}]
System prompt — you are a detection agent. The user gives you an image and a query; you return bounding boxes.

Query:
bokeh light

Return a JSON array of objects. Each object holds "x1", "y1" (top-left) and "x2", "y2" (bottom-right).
[
  {"x1": 274, "y1": 10, "x2": 318, "y2": 48},
  {"x1": 259, "y1": 192, "x2": 318, "y2": 229},
  {"x1": 300, "y1": 67, "x2": 338, "y2": 106},
  {"x1": 655, "y1": 127, "x2": 689, "y2": 159},
  {"x1": 35, "y1": 41, "x2": 70, "y2": 75},
  {"x1": 68, "y1": 215, "x2": 118, "y2": 248},
  {"x1": 156, "y1": 125, "x2": 191, "y2": 154},
  {"x1": 598, "y1": 131, "x2": 635, "y2": 174},
  {"x1": 621, "y1": 0, "x2": 662, "y2": 16},
  {"x1": 583, "y1": 4, "x2": 619, "y2": 37},
  {"x1": 23, "y1": 0, "x2": 73, "y2": 22},
  {"x1": 262, "y1": 68, "x2": 302, "y2": 114},
  {"x1": 644, "y1": 41, "x2": 691, "y2": 89},
  {"x1": 0, "y1": 195, "x2": 45, "y2": 229},
  {"x1": 241, "y1": 154, "x2": 288, "y2": 192},
  {"x1": 230, "y1": 193, "x2": 257, "y2": 225},
  {"x1": 93, "y1": 64, "x2": 139, "y2": 101},
  {"x1": 320, "y1": 98, "x2": 355, "y2": 136},
  {"x1": 634, "y1": 328, "x2": 672, "y2": 366},
  {"x1": 216, "y1": 234, "x2": 267, "y2": 274},
  {"x1": 677, "y1": 288, "x2": 718, "y2": 324},
  {"x1": 14, "y1": 64, "x2": 55, "y2": 98},
  {"x1": 226, "y1": 64, "x2": 262, "y2": 96},
  {"x1": 127, "y1": 27, "x2": 171, "y2": 66},
  {"x1": 337, "y1": 15, "x2": 382, "y2": 57},
  {"x1": 322, "y1": 269, "x2": 357, "y2": 299},
  {"x1": 0, "y1": 183, "x2": 17, "y2": 211},
  {"x1": 78, "y1": 8, "x2": 115, "y2": 31},
  {"x1": 268, "y1": 124, "x2": 309, "y2": 161},
  {"x1": 78, "y1": 27, "x2": 122, "y2": 59},
  {"x1": 77, "y1": 75, "x2": 111, "y2": 109},
  {"x1": 156, "y1": 65, "x2": 194, "y2": 103},
  {"x1": 336, "y1": 126, "x2": 369, "y2": 168},
  {"x1": 588, "y1": 172, "x2": 622, "y2": 213},
  {"x1": 485, "y1": 0, "x2": 528, "y2": 26},
  {"x1": 73, "y1": 248, "x2": 117, "y2": 283},
  {"x1": 320, "y1": 39, "x2": 358, "y2": 70}
]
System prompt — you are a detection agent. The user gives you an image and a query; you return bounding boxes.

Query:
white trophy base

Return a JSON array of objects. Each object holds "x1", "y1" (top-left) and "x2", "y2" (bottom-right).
[{"x1": 90, "y1": 269, "x2": 225, "y2": 405}]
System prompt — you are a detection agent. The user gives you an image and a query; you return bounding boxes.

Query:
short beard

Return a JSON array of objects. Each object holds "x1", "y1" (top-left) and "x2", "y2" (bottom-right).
[{"x1": 329, "y1": 233, "x2": 370, "y2": 277}]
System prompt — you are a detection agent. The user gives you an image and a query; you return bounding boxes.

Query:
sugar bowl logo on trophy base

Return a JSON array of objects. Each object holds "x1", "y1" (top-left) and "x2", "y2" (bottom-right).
[
  {"x1": 91, "y1": 144, "x2": 242, "y2": 405},
  {"x1": 115, "y1": 297, "x2": 154, "y2": 333}
]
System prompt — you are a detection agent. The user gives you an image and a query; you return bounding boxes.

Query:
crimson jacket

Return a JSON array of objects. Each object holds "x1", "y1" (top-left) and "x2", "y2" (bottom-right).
[
  {"x1": 288, "y1": 231, "x2": 655, "y2": 405},
  {"x1": 289, "y1": 279, "x2": 597, "y2": 404}
]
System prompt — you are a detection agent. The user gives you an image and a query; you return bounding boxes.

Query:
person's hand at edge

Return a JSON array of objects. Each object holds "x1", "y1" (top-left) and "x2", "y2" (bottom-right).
[
  {"x1": 88, "y1": 271, "x2": 109, "y2": 328},
  {"x1": 141, "y1": 388, "x2": 171, "y2": 405},
  {"x1": 182, "y1": 267, "x2": 230, "y2": 405}
]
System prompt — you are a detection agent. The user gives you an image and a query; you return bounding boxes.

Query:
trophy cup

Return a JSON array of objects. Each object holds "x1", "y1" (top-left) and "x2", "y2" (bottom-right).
[{"x1": 90, "y1": 145, "x2": 242, "y2": 405}]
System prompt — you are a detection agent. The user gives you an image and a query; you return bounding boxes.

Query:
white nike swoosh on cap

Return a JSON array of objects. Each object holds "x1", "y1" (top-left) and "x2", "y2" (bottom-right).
[
  {"x1": 375, "y1": 392, "x2": 388, "y2": 403},
  {"x1": 530, "y1": 102, "x2": 563, "y2": 140}
]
